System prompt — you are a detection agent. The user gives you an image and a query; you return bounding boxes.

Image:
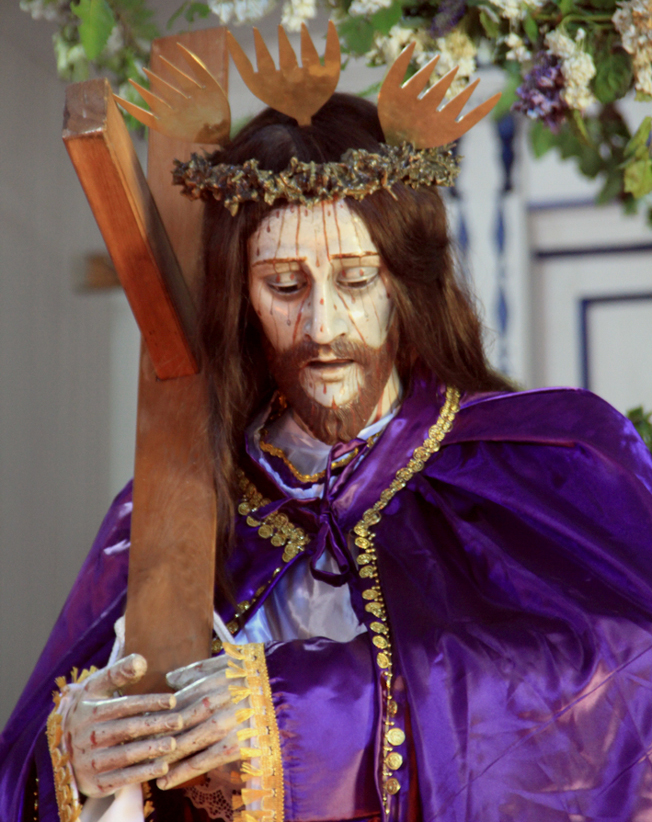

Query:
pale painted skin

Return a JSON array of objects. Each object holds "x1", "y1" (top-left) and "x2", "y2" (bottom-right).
[
  {"x1": 248, "y1": 199, "x2": 401, "y2": 428},
  {"x1": 65, "y1": 654, "x2": 239, "y2": 795}
]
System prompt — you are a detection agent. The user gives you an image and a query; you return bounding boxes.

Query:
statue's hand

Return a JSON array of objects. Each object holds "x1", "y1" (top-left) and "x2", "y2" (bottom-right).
[
  {"x1": 65, "y1": 654, "x2": 183, "y2": 797},
  {"x1": 156, "y1": 655, "x2": 240, "y2": 790}
]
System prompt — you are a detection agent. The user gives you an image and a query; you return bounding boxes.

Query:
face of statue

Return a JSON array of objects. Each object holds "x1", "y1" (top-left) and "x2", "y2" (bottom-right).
[{"x1": 248, "y1": 200, "x2": 401, "y2": 445}]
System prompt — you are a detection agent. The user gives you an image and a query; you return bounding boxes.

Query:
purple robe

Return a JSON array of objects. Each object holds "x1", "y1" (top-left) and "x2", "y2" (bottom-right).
[{"x1": 3, "y1": 373, "x2": 652, "y2": 822}]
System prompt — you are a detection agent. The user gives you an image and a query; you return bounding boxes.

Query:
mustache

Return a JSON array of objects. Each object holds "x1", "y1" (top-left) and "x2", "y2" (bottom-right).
[{"x1": 276, "y1": 338, "x2": 375, "y2": 371}]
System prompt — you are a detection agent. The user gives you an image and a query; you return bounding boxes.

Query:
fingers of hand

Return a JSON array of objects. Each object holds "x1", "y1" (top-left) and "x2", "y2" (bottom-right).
[
  {"x1": 157, "y1": 730, "x2": 240, "y2": 791},
  {"x1": 86, "y1": 692, "x2": 177, "y2": 723},
  {"x1": 173, "y1": 676, "x2": 230, "y2": 712},
  {"x1": 166, "y1": 655, "x2": 229, "y2": 691},
  {"x1": 177, "y1": 690, "x2": 231, "y2": 732},
  {"x1": 164, "y1": 699, "x2": 238, "y2": 764},
  {"x1": 92, "y1": 757, "x2": 170, "y2": 797},
  {"x1": 83, "y1": 735, "x2": 177, "y2": 775},
  {"x1": 83, "y1": 709, "x2": 184, "y2": 748},
  {"x1": 86, "y1": 655, "x2": 147, "y2": 696}
]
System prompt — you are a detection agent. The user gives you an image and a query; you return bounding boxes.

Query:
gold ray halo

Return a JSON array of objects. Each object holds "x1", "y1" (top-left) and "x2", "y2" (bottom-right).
[
  {"x1": 114, "y1": 42, "x2": 231, "y2": 146},
  {"x1": 377, "y1": 42, "x2": 502, "y2": 148},
  {"x1": 227, "y1": 21, "x2": 341, "y2": 127}
]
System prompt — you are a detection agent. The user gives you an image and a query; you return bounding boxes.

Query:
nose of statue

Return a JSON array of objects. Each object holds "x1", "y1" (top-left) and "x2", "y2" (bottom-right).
[{"x1": 304, "y1": 287, "x2": 347, "y2": 344}]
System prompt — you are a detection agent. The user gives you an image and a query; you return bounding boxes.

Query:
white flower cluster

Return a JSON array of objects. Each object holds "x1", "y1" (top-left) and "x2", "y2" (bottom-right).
[
  {"x1": 280, "y1": 0, "x2": 317, "y2": 31},
  {"x1": 19, "y1": 0, "x2": 69, "y2": 24},
  {"x1": 490, "y1": 0, "x2": 545, "y2": 22},
  {"x1": 208, "y1": 0, "x2": 277, "y2": 25},
  {"x1": 368, "y1": 25, "x2": 477, "y2": 100},
  {"x1": 545, "y1": 28, "x2": 596, "y2": 110},
  {"x1": 349, "y1": 0, "x2": 393, "y2": 18},
  {"x1": 613, "y1": 0, "x2": 652, "y2": 96},
  {"x1": 503, "y1": 32, "x2": 531, "y2": 62}
]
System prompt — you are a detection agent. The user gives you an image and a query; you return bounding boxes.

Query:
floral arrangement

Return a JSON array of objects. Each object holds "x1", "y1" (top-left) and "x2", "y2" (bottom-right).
[{"x1": 21, "y1": 0, "x2": 652, "y2": 220}]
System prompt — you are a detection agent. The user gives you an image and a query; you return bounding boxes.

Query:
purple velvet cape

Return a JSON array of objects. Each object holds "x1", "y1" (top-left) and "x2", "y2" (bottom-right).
[{"x1": 4, "y1": 374, "x2": 652, "y2": 822}]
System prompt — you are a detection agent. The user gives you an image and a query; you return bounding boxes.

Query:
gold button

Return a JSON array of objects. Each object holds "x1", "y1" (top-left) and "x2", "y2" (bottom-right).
[
  {"x1": 258, "y1": 524, "x2": 273, "y2": 539},
  {"x1": 363, "y1": 509, "x2": 381, "y2": 525},
  {"x1": 386, "y1": 752, "x2": 403, "y2": 770},
  {"x1": 354, "y1": 524, "x2": 369, "y2": 537},
  {"x1": 360, "y1": 566, "x2": 375, "y2": 578},
  {"x1": 365, "y1": 602, "x2": 383, "y2": 617},
  {"x1": 358, "y1": 553, "x2": 374, "y2": 565},
  {"x1": 386, "y1": 728, "x2": 405, "y2": 746},
  {"x1": 373, "y1": 635, "x2": 388, "y2": 649},
  {"x1": 246, "y1": 515, "x2": 260, "y2": 527},
  {"x1": 238, "y1": 502, "x2": 252, "y2": 515},
  {"x1": 370, "y1": 621, "x2": 387, "y2": 634},
  {"x1": 362, "y1": 589, "x2": 379, "y2": 600},
  {"x1": 387, "y1": 699, "x2": 398, "y2": 716},
  {"x1": 376, "y1": 652, "x2": 390, "y2": 669},
  {"x1": 355, "y1": 536, "x2": 371, "y2": 550},
  {"x1": 385, "y1": 777, "x2": 401, "y2": 795}
]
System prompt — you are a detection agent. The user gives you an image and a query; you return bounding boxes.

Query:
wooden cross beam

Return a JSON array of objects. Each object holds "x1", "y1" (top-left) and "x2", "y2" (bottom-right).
[{"x1": 63, "y1": 29, "x2": 228, "y2": 692}]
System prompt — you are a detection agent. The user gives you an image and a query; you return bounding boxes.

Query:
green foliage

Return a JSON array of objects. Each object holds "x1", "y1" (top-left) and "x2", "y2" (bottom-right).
[
  {"x1": 71, "y1": 0, "x2": 115, "y2": 60},
  {"x1": 167, "y1": 1, "x2": 211, "y2": 28},
  {"x1": 372, "y1": 0, "x2": 403, "y2": 36},
  {"x1": 627, "y1": 407, "x2": 652, "y2": 454},
  {"x1": 338, "y1": 16, "x2": 376, "y2": 56},
  {"x1": 622, "y1": 117, "x2": 652, "y2": 198},
  {"x1": 591, "y1": 35, "x2": 632, "y2": 105}
]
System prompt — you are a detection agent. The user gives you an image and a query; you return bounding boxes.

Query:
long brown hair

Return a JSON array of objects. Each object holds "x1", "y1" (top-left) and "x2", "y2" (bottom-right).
[{"x1": 199, "y1": 93, "x2": 511, "y2": 587}]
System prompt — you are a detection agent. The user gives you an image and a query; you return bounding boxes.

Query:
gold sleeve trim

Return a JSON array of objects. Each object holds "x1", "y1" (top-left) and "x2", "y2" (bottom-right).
[
  {"x1": 46, "y1": 667, "x2": 97, "y2": 822},
  {"x1": 224, "y1": 643, "x2": 285, "y2": 822}
]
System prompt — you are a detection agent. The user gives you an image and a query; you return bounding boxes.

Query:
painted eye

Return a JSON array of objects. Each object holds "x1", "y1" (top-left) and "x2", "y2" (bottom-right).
[
  {"x1": 266, "y1": 269, "x2": 306, "y2": 295},
  {"x1": 338, "y1": 265, "x2": 380, "y2": 290}
]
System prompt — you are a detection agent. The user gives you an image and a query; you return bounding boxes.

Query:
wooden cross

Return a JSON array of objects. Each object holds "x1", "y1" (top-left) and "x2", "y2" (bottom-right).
[{"x1": 62, "y1": 29, "x2": 228, "y2": 692}]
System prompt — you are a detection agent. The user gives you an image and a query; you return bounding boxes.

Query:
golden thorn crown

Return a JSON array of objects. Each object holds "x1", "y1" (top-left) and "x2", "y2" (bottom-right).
[{"x1": 115, "y1": 23, "x2": 501, "y2": 211}]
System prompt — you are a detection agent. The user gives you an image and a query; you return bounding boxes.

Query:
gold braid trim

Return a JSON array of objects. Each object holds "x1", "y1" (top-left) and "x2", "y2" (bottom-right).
[
  {"x1": 46, "y1": 667, "x2": 98, "y2": 822},
  {"x1": 224, "y1": 643, "x2": 284, "y2": 822},
  {"x1": 354, "y1": 385, "x2": 461, "y2": 814}
]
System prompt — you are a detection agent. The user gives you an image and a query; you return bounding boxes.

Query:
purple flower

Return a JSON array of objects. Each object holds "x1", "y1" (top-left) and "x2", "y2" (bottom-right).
[
  {"x1": 513, "y1": 54, "x2": 567, "y2": 131},
  {"x1": 429, "y1": 0, "x2": 467, "y2": 39}
]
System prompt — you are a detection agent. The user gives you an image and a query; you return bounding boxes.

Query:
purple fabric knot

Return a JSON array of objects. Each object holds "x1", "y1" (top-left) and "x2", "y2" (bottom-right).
[{"x1": 307, "y1": 503, "x2": 356, "y2": 586}]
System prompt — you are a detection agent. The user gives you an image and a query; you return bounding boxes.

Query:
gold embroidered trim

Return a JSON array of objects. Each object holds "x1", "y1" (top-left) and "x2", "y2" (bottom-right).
[
  {"x1": 46, "y1": 667, "x2": 98, "y2": 822},
  {"x1": 225, "y1": 643, "x2": 284, "y2": 822},
  {"x1": 258, "y1": 427, "x2": 384, "y2": 485},
  {"x1": 354, "y1": 386, "x2": 460, "y2": 812}
]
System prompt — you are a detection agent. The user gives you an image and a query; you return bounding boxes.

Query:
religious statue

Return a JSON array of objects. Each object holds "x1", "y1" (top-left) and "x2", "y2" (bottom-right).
[{"x1": 3, "y1": 22, "x2": 652, "y2": 822}]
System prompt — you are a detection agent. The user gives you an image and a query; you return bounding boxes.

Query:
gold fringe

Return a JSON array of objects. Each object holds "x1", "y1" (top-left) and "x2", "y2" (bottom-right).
[
  {"x1": 46, "y1": 667, "x2": 97, "y2": 822},
  {"x1": 225, "y1": 643, "x2": 284, "y2": 822}
]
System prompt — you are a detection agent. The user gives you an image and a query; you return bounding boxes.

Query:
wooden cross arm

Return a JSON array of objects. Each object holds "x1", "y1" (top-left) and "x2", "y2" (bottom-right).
[{"x1": 63, "y1": 78, "x2": 198, "y2": 380}]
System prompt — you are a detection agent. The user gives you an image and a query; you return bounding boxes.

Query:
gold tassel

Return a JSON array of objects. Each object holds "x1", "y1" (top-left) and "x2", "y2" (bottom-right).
[
  {"x1": 237, "y1": 727, "x2": 258, "y2": 742},
  {"x1": 242, "y1": 762, "x2": 263, "y2": 778},
  {"x1": 240, "y1": 746, "x2": 262, "y2": 759},
  {"x1": 242, "y1": 789, "x2": 271, "y2": 805},
  {"x1": 229, "y1": 686, "x2": 252, "y2": 703},
  {"x1": 236, "y1": 707, "x2": 255, "y2": 723},
  {"x1": 224, "y1": 642, "x2": 246, "y2": 660}
]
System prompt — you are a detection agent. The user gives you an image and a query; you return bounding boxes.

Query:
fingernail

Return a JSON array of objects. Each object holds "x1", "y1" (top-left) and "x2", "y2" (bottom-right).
[{"x1": 166, "y1": 717, "x2": 183, "y2": 731}]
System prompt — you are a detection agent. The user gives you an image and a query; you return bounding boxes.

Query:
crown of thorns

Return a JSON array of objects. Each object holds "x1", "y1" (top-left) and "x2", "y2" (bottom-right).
[{"x1": 116, "y1": 22, "x2": 500, "y2": 213}]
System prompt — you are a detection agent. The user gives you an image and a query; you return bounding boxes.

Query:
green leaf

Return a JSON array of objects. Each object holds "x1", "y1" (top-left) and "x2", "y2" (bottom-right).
[
  {"x1": 359, "y1": 79, "x2": 382, "y2": 98},
  {"x1": 624, "y1": 157, "x2": 652, "y2": 198},
  {"x1": 627, "y1": 406, "x2": 652, "y2": 453},
  {"x1": 624, "y1": 116, "x2": 652, "y2": 160},
  {"x1": 185, "y1": 2, "x2": 210, "y2": 22},
  {"x1": 372, "y1": 0, "x2": 402, "y2": 35},
  {"x1": 71, "y1": 0, "x2": 115, "y2": 60},
  {"x1": 522, "y1": 14, "x2": 539, "y2": 45},
  {"x1": 167, "y1": 1, "x2": 189, "y2": 28},
  {"x1": 636, "y1": 91, "x2": 652, "y2": 102},
  {"x1": 479, "y1": 8, "x2": 500, "y2": 38},
  {"x1": 338, "y1": 17, "x2": 376, "y2": 56},
  {"x1": 593, "y1": 49, "x2": 632, "y2": 104},
  {"x1": 558, "y1": 0, "x2": 574, "y2": 14},
  {"x1": 530, "y1": 120, "x2": 557, "y2": 158}
]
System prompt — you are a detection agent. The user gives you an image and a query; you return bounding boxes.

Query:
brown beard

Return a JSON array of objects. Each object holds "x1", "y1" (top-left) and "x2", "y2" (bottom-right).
[{"x1": 264, "y1": 324, "x2": 399, "y2": 445}]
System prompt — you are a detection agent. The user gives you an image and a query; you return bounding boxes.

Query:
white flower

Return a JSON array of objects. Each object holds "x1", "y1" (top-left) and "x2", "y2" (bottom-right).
[
  {"x1": 349, "y1": 0, "x2": 393, "y2": 17},
  {"x1": 209, "y1": 0, "x2": 275, "y2": 24},
  {"x1": 491, "y1": 0, "x2": 545, "y2": 22},
  {"x1": 613, "y1": 0, "x2": 652, "y2": 95},
  {"x1": 503, "y1": 32, "x2": 531, "y2": 62},
  {"x1": 280, "y1": 0, "x2": 317, "y2": 31},
  {"x1": 368, "y1": 26, "x2": 476, "y2": 99},
  {"x1": 19, "y1": 0, "x2": 68, "y2": 24},
  {"x1": 545, "y1": 28, "x2": 596, "y2": 110}
]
